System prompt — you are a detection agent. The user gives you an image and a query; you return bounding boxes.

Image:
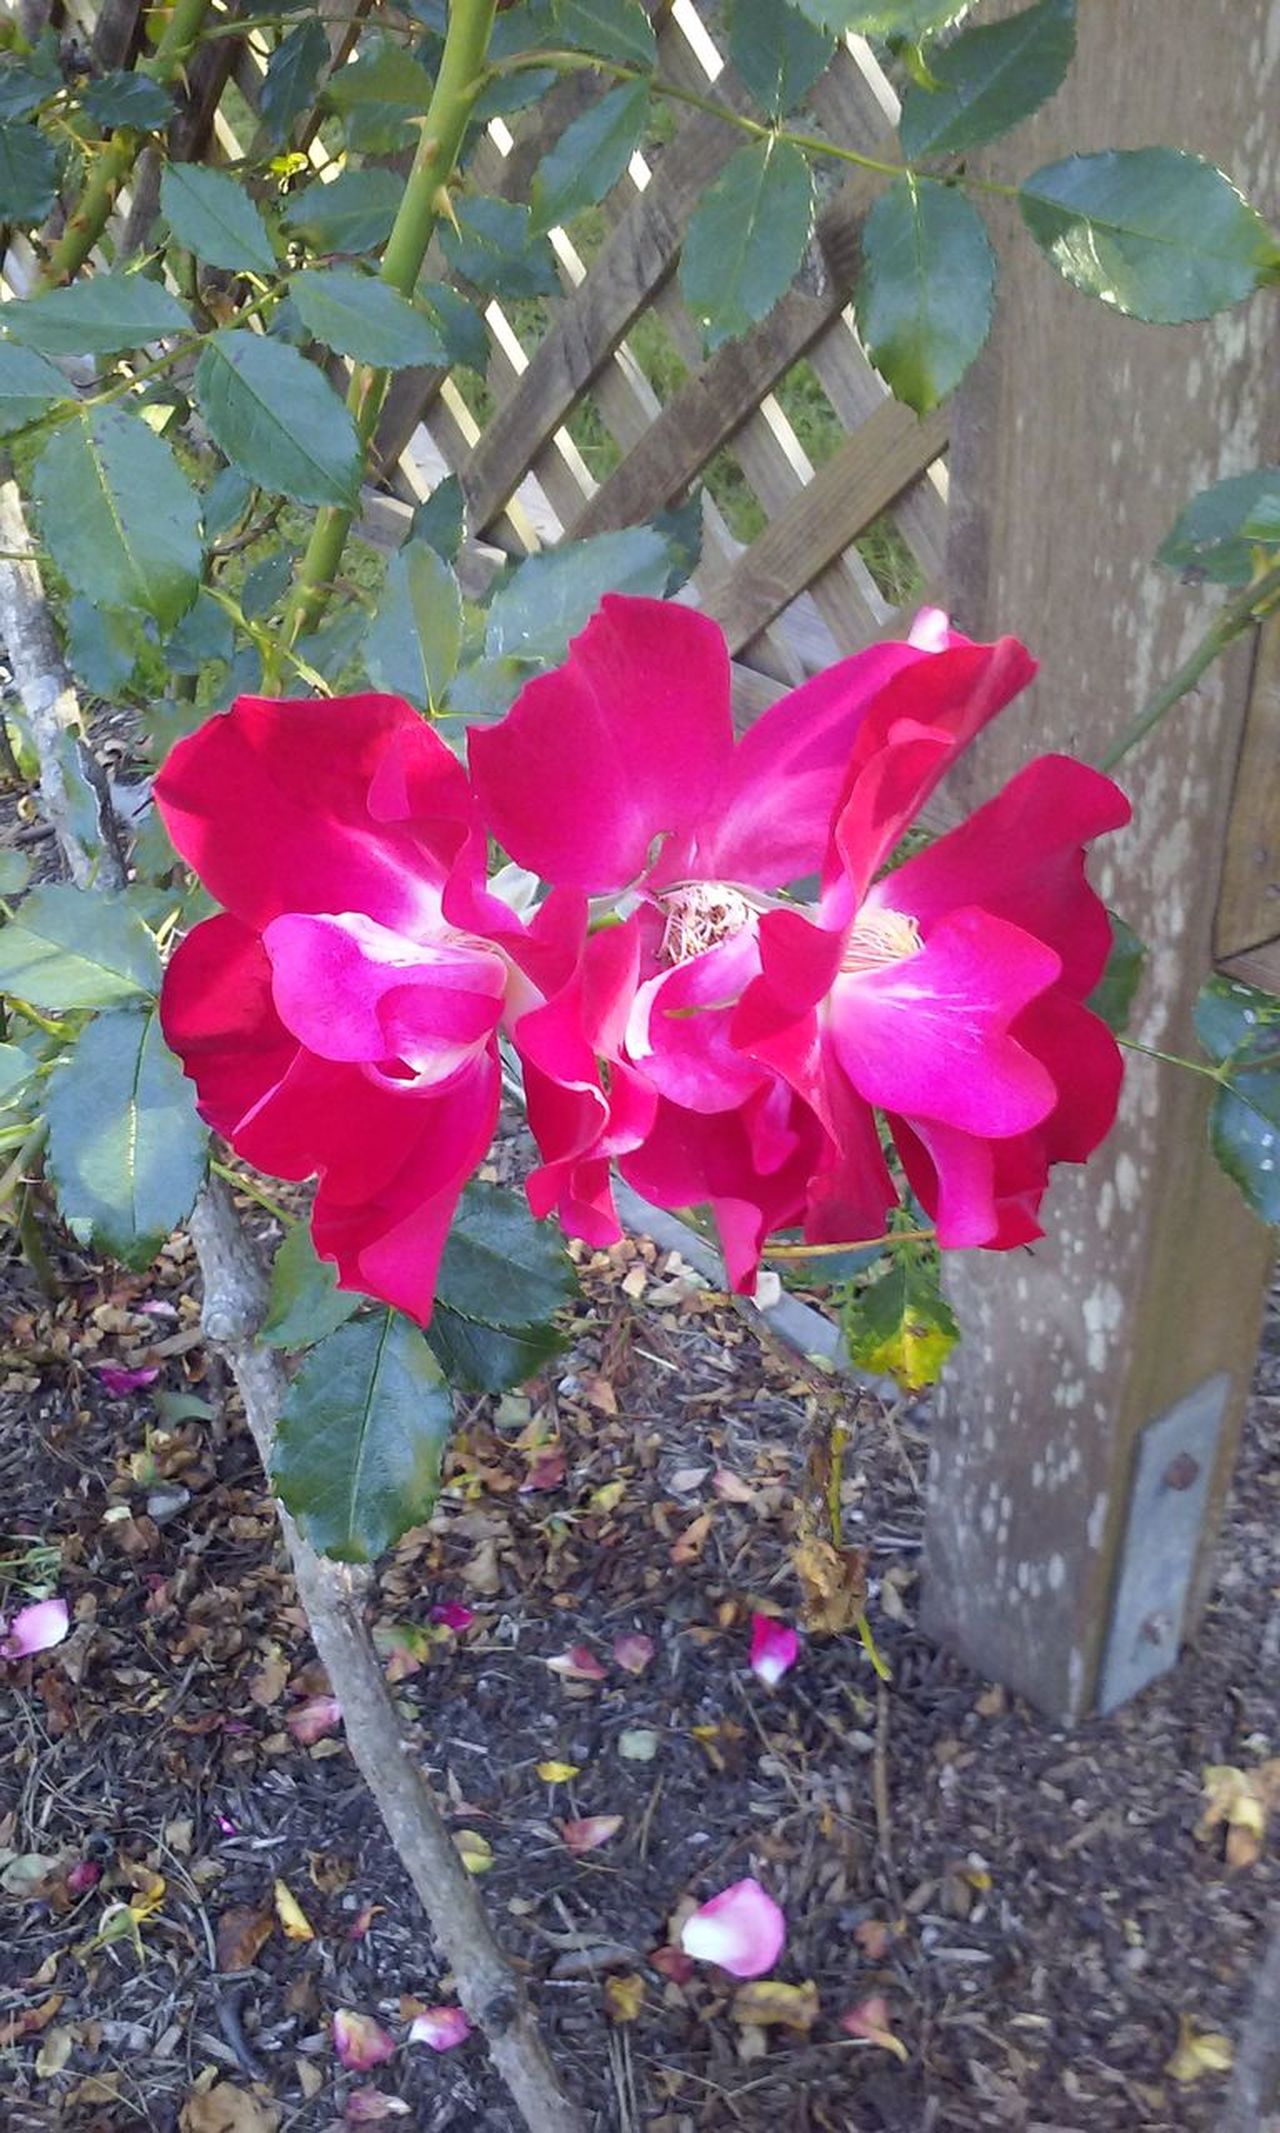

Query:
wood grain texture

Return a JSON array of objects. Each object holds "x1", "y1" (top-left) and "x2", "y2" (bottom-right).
[
  {"x1": 1216, "y1": 614, "x2": 1280, "y2": 960},
  {"x1": 921, "y1": 0, "x2": 1280, "y2": 1719}
]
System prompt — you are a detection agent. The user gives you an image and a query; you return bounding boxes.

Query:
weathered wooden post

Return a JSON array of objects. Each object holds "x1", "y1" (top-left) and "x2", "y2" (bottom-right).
[{"x1": 921, "y1": 0, "x2": 1279, "y2": 1719}]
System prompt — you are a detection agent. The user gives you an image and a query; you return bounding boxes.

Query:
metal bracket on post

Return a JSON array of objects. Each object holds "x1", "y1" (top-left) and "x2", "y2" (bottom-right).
[{"x1": 1097, "y1": 1373, "x2": 1232, "y2": 1714}]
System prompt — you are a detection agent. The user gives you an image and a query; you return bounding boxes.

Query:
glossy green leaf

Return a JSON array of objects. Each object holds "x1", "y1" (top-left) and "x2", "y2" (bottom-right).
[
  {"x1": 553, "y1": 0, "x2": 657, "y2": 68},
  {"x1": 420, "y1": 281, "x2": 490, "y2": 371},
  {"x1": 843, "y1": 1255, "x2": 959, "y2": 1392},
  {"x1": 531, "y1": 82, "x2": 649, "y2": 233},
  {"x1": 0, "y1": 343, "x2": 73, "y2": 437},
  {"x1": 436, "y1": 1181, "x2": 576, "y2": 1328},
  {"x1": 484, "y1": 525, "x2": 670, "y2": 665},
  {"x1": 680, "y1": 138, "x2": 814, "y2": 351},
  {"x1": 1019, "y1": 150, "x2": 1280, "y2": 323},
  {"x1": 727, "y1": 0, "x2": 834, "y2": 117},
  {"x1": 440, "y1": 197, "x2": 559, "y2": 298},
  {"x1": 1, "y1": 273, "x2": 189, "y2": 358},
  {"x1": 282, "y1": 167, "x2": 403, "y2": 254},
  {"x1": 899, "y1": 0, "x2": 1074, "y2": 159},
  {"x1": 195, "y1": 331, "x2": 362, "y2": 507},
  {"x1": 273, "y1": 1310, "x2": 455, "y2": 1561},
  {"x1": 786, "y1": 0, "x2": 969, "y2": 35},
  {"x1": 364, "y1": 540, "x2": 463, "y2": 711},
  {"x1": 65, "y1": 598, "x2": 147, "y2": 697},
  {"x1": 0, "y1": 120, "x2": 59, "y2": 222},
  {"x1": 410, "y1": 474, "x2": 465, "y2": 561},
  {"x1": 261, "y1": 1222, "x2": 360, "y2": 1350},
  {"x1": 45, "y1": 1007, "x2": 208, "y2": 1267},
  {"x1": 324, "y1": 39, "x2": 436, "y2": 153},
  {"x1": 0, "y1": 850, "x2": 32, "y2": 895},
  {"x1": 33, "y1": 406, "x2": 203, "y2": 629},
  {"x1": 1195, "y1": 974, "x2": 1280, "y2": 1224},
  {"x1": 259, "y1": 17, "x2": 330, "y2": 144},
  {"x1": 289, "y1": 268, "x2": 447, "y2": 368},
  {"x1": 1194, "y1": 972, "x2": 1280, "y2": 1067},
  {"x1": 0, "y1": 1042, "x2": 34, "y2": 1106},
  {"x1": 855, "y1": 175, "x2": 995, "y2": 412},
  {"x1": 1157, "y1": 467, "x2": 1280, "y2": 586},
  {"x1": 0, "y1": 49, "x2": 62, "y2": 124},
  {"x1": 1086, "y1": 914, "x2": 1146, "y2": 1035},
  {"x1": 427, "y1": 1306, "x2": 563, "y2": 1393},
  {"x1": 0, "y1": 884, "x2": 160, "y2": 1009},
  {"x1": 80, "y1": 71, "x2": 174, "y2": 131},
  {"x1": 160, "y1": 162, "x2": 277, "y2": 276}
]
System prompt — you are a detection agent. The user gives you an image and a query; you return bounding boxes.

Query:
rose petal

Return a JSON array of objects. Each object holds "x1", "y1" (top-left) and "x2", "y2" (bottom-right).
[
  {"x1": 546, "y1": 1645, "x2": 607, "y2": 1682},
  {"x1": 94, "y1": 1364, "x2": 161, "y2": 1397},
  {"x1": 429, "y1": 1602, "x2": 475, "y2": 1634},
  {"x1": 1, "y1": 1598, "x2": 69, "y2": 1661},
  {"x1": 560, "y1": 1815, "x2": 623, "y2": 1854},
  {"x1": 680, "y1": 1878, "x2": 786, "y2": 1979},
  {"x1": 286, "y1": 1694, "x2": 343, "y2": 1747},
  {"x1": 408, "y1": 2005, "x2": 472, "y2": 2052},
  {"x1": 346, "y1": 2092, "x2": 410, "y2": 2123},
  {"x1": 332, "y1": 2009, "x2": 396, "y2": 2072},
  {"x1": 612, "y1": 1632, "x2": 654, "y2": 1675},
  {"x1": 749, "y1": 1615, "x2": 799, "y2": 1689}
]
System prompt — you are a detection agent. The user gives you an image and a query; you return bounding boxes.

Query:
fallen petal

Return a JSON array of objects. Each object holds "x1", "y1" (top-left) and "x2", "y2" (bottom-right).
[
  {"x1": 408, "y1": 2005, "x2": 472, "y2": 2052},
  {"x1": 546, "y1": 1644, "x2": 607, "y2": 1682},
  {"x1": 561, "y1": 1815, "x2": 623, "y2": 1855},
  {"x1": 1, "y1": 1598, "x2": 69, "y2": 1660},
  {"x1": 66, "y1": 1859, "x2": 102, "y2": 1898},
  {"x1": 680, "y1": 1879, "x2": 786, "y2": 1979},
  {"x1": 94, "y1": 1364, "x2": 161, "y2": 1398},
  {"x1": 286, "y1": 1694, "x2": 343, "y2": 1747},
  {"x1": 429, "y1": 1602, "x2": 475, "y2": 1634},
  {"x1": 333, "y1": 2009, "x2": 396, "y2": 2072},
  {"x1": 612, "y1": 1632, "x2": 654, "y2": 1675},
  {"x1": 346, "y1": 2091, "x2": 411, "y2": 2123},
  {"x1": 840, "y1": 1993, "x2": 909, "y2": 2061},
  {"x1": 650, "y1": 1945, "x2": 695, "y2": 1986},
  {"x1": 749, "y1": 1614, "x2": 799, "y2": 1689},
  {"x1": 520, "y1": 1447, "x2": 566, "y2": 1492}
]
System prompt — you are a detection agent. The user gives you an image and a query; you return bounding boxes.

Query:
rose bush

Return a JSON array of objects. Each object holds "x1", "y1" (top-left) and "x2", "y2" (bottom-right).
[{"x1": 157, "y1": 596, "x2": 1129, "y2": 1322}]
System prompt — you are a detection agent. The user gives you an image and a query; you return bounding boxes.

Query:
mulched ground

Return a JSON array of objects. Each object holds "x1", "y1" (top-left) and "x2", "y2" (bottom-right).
[{"x1": 1, "y1": 1191, "x2": 1278, "y2": 2133}]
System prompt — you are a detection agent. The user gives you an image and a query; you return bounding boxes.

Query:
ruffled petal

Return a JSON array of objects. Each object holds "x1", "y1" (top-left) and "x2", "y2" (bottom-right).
[
  {"x1": 830, "y1": 907, "x2": 1060, "y2": 1137},
  {"x1": 884, "y1": 756, "x2": 1130, "y2": 997},
  {"x1": 468, "y1": 596, "x2": 733, "y2": 893},
  {"x1": 627, "y1": 927, "x2": 766, "y2": 1112},
  {"x1": 693, "y1": 641, "x2": 932, "y2": 889},
  {"x1": 160, "y1": 912, "x2": 299, "y2": 1142},
  {"x1": 831, "y1": 637, "x2": 1038, "y2": 903},
  {"x1": 155, "y1": 693, "x2": 475, "y2": 934},
  {"x1": 262, "y1": 911, "x2": 505, "y2": 1081}
]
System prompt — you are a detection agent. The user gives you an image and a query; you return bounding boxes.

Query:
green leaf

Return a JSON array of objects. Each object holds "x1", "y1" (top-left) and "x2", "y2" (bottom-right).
[
  {"x1": 80, "y1": 71, "x2": 174, "y2": 131},
  {"x1": 726, "y1": 0, "x2": 834, "y2": 118},
  {"x1": 289, "y1": 268, "x2": 447, "y2": 369},
  {"x1": 0, "y1": 884, "x2": 160, "y2": 1009},
  {"x1": 1, "y1": 273, "x2": 189, "y2": 358},
  {"x1": 410, "y1": 474, "x2": 465, "y2": 560},
  {"x1": 0, "y1": 120, "x2": 59, "y2": 223},
  {"x1": 427, "y1": 1306, "x2": 563, "y2": 1393},
  {"x1": 364, "y1": 540, "x2": 463, "y2": 711},
  {"x1": 46, "y1": 1006, "x2": 208, "y2": 1266},
  {"x1": 65, "y1": 598, "x2": 146, "y2": 697},
  {"x1": 1086, "y1": 913, "x2": 1146, "y2": 1035},
  {"x1": 420, "y1": 281, "x2": 489, "y2": 371},
  {"x1": 0, "y1": 49, "x2": 62, "y2": 124},
  {"x1": 439, "y1": 197, "x2": 559, "y2": 299},
  {"x1": 855, "y1": 175, "x2": 994, "y2": 412},
  {"x1": 1019, "y1": 149, "x2": 1280, "y2": 324},
  {"x1": 530, "y1": 82, "x2": 649, "y2": 233},
  {"x1": 273, "y1": 1310, "x2": 454, "y2": 1561},
  {"x1": 1157, "y1": 467, "x2": 1280, "y2": 587},
  {"x1": 282, "y1": 167, "x2": 403, "y2": 254},
  {"x1": 484, "y1": 525, "x2": 670, "y2": 665},
  {"x1": 194, "y1": 331, "x2": 362, "y2": 508},
  {"x1": 843, "y1": 1255, "x2": 959, "y2": 1392},
  {"x1": 0, "y1": 1041, "x2": 35, "y2": 1107},
  {"x1": 259, "y1": 16, "x2": 330, "y2": 144},
  {"x1": 33, "y1": 405, "x2": 203, "y2": 629},
  {"x1": 160, "y1": 162, "x2": 277, "y2": 276},
  {"x1": 324, "y1": 39, "x2": 437, "y2": 154},
  {"x1": 261, "y1": 1222, "x2": 360, "y2": 1350},
  {"x1": 1195, "y1": 974, "x2": 1280, "y2": 1224},
  {"x1": 0, "y1": 343, "x2": 73, "y2": 437},
  {"x1": 552, "y1": 0, "x2": 657, "y2": 68},
  {"x1": 786, "y1": 0, "x2": 969, "y2": 35},
  {"x1": 436, "y1": 1181, "x2": 576, "y2": 1328},
  {"x1": 679, "y1": 138, "x2": 814, "y2": 351},
  {"x1": 0, "y1": 850, "x2": 32, "y2": 895},
  {"x1": 899, "y1": 0, "x2": 1074, "y2": 160}
]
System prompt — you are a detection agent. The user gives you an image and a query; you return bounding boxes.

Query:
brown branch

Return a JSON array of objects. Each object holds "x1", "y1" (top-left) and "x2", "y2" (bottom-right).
[{"x1": 0, "y1": 486, "x2": 585, "y2": 2133}]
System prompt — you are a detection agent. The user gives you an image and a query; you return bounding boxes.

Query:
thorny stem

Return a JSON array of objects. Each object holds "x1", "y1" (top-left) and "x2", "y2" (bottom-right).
[
  {"x1": 42, "y1": 0, "x2": 215, "y2": 286},
  {"x1": 1116, "y1": 1035, "x2": 1227, "y2": 1085},
  {"x1": 765, "y1": 1225, "x2": 937, "y2": 1260},
  {"x1": 278, "y1": 0, "x2": 499, "y2": 657},
  {"x1": 1099, "y1": 559, "x2": 1280, "y2": 774}
]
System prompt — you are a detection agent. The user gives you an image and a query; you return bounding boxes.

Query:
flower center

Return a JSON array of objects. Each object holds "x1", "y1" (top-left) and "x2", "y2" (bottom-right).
[
  {"x1": 659, "y1": 881, "x2": 755, "y2": 966},
  {"x1": 841, "y1": 905, "x2": 923, "y2": 975}
]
